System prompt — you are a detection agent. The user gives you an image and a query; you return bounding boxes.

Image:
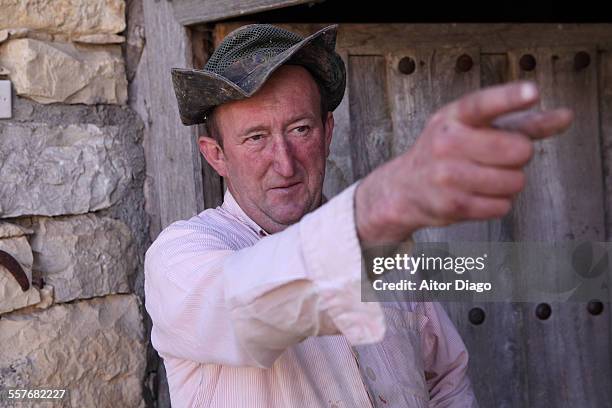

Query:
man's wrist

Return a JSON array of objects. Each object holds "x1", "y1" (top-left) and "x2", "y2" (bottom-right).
[{"x1": 354, "y1": 171, "x2": 421, "y2": 247}]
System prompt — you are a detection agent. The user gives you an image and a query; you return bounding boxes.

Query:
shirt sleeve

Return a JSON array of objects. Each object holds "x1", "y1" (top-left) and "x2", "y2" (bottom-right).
[
  {"x1": 420, "y1": 302, "x2": 480, "y2": 407},
  {"x1": 144, "y1": 182, "x2": 385, "y2": 368}
]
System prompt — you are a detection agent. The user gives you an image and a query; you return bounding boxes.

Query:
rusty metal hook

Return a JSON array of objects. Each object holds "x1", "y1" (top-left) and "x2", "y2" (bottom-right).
[{"x1": 0, "y1": 249, "x2": 29, "y2": 291}]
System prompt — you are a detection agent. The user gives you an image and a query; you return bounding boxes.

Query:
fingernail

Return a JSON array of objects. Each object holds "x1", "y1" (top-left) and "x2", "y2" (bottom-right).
[{"x1": 521, "y1": 83, "x2": 537, "y2": 101}]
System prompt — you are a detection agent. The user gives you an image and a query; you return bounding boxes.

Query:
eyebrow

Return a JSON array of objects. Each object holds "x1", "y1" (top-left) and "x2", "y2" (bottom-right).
[
  {"x1": 240, "y1": 125, "x2": 268, "y2": 137},
  {"x1": 239, "y1": 114, "x2": 316, "y2": 137}
]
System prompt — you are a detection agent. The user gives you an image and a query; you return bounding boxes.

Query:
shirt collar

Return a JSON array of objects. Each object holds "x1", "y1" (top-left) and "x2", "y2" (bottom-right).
[
  {"x1": 221, "y1": 189, "x2": 269, "y2": 237},
  {"x1": 220, "y1": 188, "x2": 329, "y2": 238}
]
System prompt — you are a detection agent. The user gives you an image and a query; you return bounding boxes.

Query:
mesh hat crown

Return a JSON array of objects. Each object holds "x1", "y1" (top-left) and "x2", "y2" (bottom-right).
[{"x1": 171, "y1": 24, "x2": 346, "y2": 126}]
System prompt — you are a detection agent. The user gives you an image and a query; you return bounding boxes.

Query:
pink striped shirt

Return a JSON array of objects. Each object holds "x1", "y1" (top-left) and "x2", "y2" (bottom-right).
[{"x1": 144, "y1": 182, "x2": 478, "y2": 407}]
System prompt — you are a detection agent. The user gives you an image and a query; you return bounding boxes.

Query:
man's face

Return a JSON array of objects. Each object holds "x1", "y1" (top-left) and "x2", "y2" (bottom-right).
[{"x1": 200, "y1": 65, "x2": 334, "y2": 233}]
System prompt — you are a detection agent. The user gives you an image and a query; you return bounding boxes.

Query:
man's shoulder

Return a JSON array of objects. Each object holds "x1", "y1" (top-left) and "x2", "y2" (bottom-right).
[{"x1": 146, "y1": 206, "x2": 259, "y2": 262}]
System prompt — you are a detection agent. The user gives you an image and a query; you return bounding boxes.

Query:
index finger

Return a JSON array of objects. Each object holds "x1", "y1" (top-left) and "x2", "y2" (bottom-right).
[{"x1": 446, "y1": 81, "x2": 540, "y2": 127}]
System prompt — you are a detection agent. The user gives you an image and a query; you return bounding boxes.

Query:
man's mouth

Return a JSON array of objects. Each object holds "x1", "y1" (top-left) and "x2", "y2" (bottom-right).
[{"x1": 270, "y1": 181, "x2": 301, "y2": 191}]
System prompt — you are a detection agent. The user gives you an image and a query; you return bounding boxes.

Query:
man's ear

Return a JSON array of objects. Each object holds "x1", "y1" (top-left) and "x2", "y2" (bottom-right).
[
  {"x1": 324, "y1": 111, "x2": 334, "y2": 158},
  {"x1": 198, "y1": 136, "x2": 228, "y2": 177}
]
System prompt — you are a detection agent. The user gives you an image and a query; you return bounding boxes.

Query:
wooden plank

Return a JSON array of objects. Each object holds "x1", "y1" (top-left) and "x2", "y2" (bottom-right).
[
  {"x1": 509, "y1": 46, "x2": 611, "y2": 407},
  {"x1": 193, "y1": 26, "x2": 225, "y2": 209},
  {"x1": 464, "y1": 54, "x2": 528, "y2": 408},
  {"x1": 339, "y1": 24, "x2": 612, "y2": 54},
  {"x1": 197, "y1": 122, "x2": 225, "y2": 209},
  {"x1": 348, "y1": 55, "x2": 394, "y2": 180},
  {"x1": 598, "y1": 50, "x2": 612, "y2": 380},
  {"x1": 384, "y1": 46, "x2": 484, "y2": 241},
  {"x1": 143, "y1": 0, "x2": 205, "y2": 231},
  {"x1": 142, "y1": 2, "x2": 208, "y2": 406},
  {"x1": 348, "y1": 54, "x2": 434, "y2": 408},
  {"x1": 213, "y1": 23, "x2": 612, "y2": 56},
  {"x1": 272, "y1": 23, "x2": 612, "y2": 54},
  {"x1": 172, "y1": 0, "x2": 316, "y2": 26},
  {"x1": 385, "y1": 49, "x2": 436, "y2": 156},
  {"x1": 385, "y1": 46, "x2": 530, "y2": 407},
  {"x1": 323, "y1": 50, "x2": 354, "y2": 198},
  {"x1": 599, "y1": 51, "x2": 612, "y2": 242},
  {"x1": 385, "y1": 46, "x2": 482, "y2": 155},
  {"x1": 509, "y1": 47, "x2": 605, "y2": 240},
  {"x1": 191, "y1": 25, "x2": 212, "y2": 70}
]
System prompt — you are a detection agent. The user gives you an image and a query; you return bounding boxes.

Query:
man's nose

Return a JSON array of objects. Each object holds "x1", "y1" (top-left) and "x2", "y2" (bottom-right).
[{"x1": 271, "y1": 136, "x2": 296, "y2": 178}]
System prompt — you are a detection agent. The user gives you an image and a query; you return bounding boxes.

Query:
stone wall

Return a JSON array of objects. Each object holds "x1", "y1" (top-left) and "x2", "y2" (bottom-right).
[{"x1": 0, "y1": 0, "x2": 150, "y2": 406}]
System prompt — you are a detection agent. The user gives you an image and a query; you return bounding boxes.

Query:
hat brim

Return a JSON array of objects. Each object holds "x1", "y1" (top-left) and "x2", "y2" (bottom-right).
[{"x1": 171, "y1": 24, "x2": 345, "y2": 126}]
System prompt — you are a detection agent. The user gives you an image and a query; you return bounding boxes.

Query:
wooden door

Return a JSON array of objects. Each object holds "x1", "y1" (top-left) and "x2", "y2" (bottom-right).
[{"x1": 208, "y1": 23, "x2": 612, "y2": 407}]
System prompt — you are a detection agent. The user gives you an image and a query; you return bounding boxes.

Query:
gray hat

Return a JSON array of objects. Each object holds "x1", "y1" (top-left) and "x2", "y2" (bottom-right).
[{"x1": 171, "y1": 24, "x2": 346, "y2": 126}]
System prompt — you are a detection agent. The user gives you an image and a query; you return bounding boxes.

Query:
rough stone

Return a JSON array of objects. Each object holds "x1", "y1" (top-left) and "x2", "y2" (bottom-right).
[
  {"x1": 0, "y1": 294, "x2": 146, "y2": 408},
  {"x1": 0, "y1": 222, "x2": 40, "y2": 314},
  {"x1": 0, "y1": 38, "x2": 127, "y2": 104},
  {"x1": 16, "y1": 214, "x2": 137, "y2": 303},
  {"x1": 0, "y1": 28, "x2": 52, "y2": 45},
  {"x1": 0, "y1": 222, "x2": 32, "y2": 239},
  {"x1": 0, "y1": 0, "x2": 125, "y2": 37},
  {"x1": 33, "y1": 284, "x2": 54, "y2": 310},
  {"x1": 73, "y1": 33, "x2": 125, "y2": 44},
  {"x1": 0, "y1": 122, "x2": 134, "y2": 217}
]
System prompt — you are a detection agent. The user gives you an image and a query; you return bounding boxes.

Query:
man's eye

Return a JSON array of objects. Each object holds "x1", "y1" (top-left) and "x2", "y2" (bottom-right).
[
  {"x1": 295, "y1": 126, "x2": 310, "y2": 134},
  {"x1": 248, "y1": 135, "x2": 263, "y2": 142}
]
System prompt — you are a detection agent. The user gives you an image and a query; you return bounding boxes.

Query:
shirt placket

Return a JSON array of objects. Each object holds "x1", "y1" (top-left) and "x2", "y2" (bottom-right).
[{"x1": 350, "y1": 346, "x2": 376, "y2": 408}]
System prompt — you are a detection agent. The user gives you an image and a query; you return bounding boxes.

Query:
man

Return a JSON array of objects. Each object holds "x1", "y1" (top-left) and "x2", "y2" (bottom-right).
[{"x1": 145, "y1": 24, "x2": 572, "y2": 407}]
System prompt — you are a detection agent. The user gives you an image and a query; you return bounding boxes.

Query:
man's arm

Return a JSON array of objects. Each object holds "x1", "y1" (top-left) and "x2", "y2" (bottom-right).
[
  {"x1": 144, "y1": 182, "x2": 384, "y2": 368},
  {"x1": 355, "y1": 81, "x2": 573, "y2": 245}
]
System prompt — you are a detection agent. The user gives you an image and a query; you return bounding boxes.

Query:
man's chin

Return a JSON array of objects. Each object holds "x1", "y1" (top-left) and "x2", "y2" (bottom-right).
[{"x1": 265, "y1": 201, "x2": 311, "y2": 225}]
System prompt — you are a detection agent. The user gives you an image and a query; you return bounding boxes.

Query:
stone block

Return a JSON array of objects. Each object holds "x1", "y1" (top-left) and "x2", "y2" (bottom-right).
[
  {"x1": 0, "y1": 294, "x2": 146, "y2": 408},
  {"x1": 0, "y1": 122, "x2": 133, "y2": 217},
  {"x1": 20, "y1": 214, "x2": 137, "y2": 303},
  {"x1": 0, "y1": 0, "x2": 125, "y2": 37},
  {"x1": 0, "y1": 222, "x2": 40, "y2": 314},
  {"x1": 0, "y1": 38, "x2": 127, "y2": 104}
]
